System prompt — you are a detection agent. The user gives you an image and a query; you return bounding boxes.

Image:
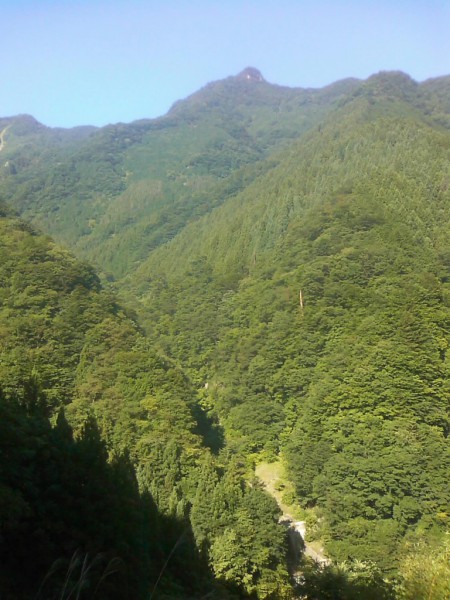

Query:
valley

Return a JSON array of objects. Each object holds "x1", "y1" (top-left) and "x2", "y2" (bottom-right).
[
  {"x1": 0, "y1": 68, "x2": 449, "y2": 599},
  {"x1": 255, "y1": 461, "x2": 330, "y2": 567}
]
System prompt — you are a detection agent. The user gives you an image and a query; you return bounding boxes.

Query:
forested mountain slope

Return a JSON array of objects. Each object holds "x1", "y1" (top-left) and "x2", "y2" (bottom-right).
[
  {"x1": 0, "y1": 203, "x2": 208, "y2": 598},
  {"x1": 0, "y1": 205, "x2": 294, "y2": 599},
  {"x1": 1, "y1": 69, "x2": 450, "y2": 598},
  {"x1": 123, "y1": 72, "x2": 450, "y2": 574},
  {"x1": 0, "y1": 69, "x2": 359, "y2": 278}
]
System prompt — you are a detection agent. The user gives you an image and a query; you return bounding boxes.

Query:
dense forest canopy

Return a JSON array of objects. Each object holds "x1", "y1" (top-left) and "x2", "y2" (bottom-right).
[{"x1": 0, "y1": 69, "x2": 449, "y2": 599}]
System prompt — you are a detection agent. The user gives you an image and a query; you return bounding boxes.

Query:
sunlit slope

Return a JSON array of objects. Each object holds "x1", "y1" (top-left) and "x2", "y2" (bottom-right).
[
  {"x1": 2, "y1": 71, "x2": 449, "y2": 284},
  {"x1": 0, "y1": 70, "x2": 359, "y2": 277},
  {"x1": 1, "y1": 69, "x2": 449, "y2": 580},
  {"x1": 0, "y1": 204, "x2": 299, "y2": 600},
  {"x1": 129, "y1": 72, "x2": 450, "y2": 284},
  {"x1": 0, "y1": 204, "x2": 204, "y2": 458},
  {"x1": 125, "y1": 77, "x2": 450, "y2": 569}
]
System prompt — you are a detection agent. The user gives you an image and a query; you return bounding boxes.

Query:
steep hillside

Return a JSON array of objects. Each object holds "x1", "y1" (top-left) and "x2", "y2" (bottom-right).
[
  {"x1": 122, "y1": 72, "x2": 450, "y2": 572},
  {"x1": 0, "y1": 205, "x2": 221, "y2": 598},
  {"x1": 0, "y1": 205, "x2": 296, "y2": 599},
  {"x1": 1, "y1": 69, "x2": 450, "y2": 597},
  {"x1": 0, "y1": 202, "x2": 203, "y2": 452},
  {"x1": 2, "y1": 70, "x2": 448, "y2": 285},
  {"x1": 0, "y1": 69, "x2": 360, "y2": 278}
]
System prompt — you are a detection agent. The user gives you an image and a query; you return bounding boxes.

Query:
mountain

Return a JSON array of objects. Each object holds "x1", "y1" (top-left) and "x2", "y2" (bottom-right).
[
  {"x1": 0, "y1": 203, "x2": 215, "y2": 598},
  {"x1": 0, "y1": 70, "x2": 360, "y2": 278},
  {"x1": 0, "y1": 204, "x2": 292, "y2": 598},
  {"x1": 123, "y1": 72, "x2": 450, "y2": 570},
  {"x1": 1, "y1": 69, "x2": 450, "y2": 598}
]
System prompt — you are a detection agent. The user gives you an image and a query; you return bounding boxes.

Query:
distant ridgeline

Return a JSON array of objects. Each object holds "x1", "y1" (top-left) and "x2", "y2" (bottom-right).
[{"x1": 0, "y1": 68, "x2": 450, "y2": 599}]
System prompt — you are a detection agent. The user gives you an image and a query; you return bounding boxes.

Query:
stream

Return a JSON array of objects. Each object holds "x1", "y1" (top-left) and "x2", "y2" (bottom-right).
[{"x1": 255, "y1": 462, "x2": 330, "y2": 575}]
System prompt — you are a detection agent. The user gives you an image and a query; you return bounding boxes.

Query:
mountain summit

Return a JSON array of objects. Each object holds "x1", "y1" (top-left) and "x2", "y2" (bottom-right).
[{"x1": 236, "y1": 66, "x2": 265, "y2": 82}]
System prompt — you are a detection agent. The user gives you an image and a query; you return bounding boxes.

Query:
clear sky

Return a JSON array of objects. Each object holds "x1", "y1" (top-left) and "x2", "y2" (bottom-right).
[{"x1": 1, "y1": 0, "x2": 449, "y2": 128}]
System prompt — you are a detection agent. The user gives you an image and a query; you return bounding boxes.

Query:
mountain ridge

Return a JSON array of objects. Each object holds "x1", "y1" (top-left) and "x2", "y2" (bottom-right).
[
  {"x1": 3, "y1": 68, "x2": 447, "y2": 282},
  {"x1": 0, "y1": 67, "x2": 449, "y2": 598}
]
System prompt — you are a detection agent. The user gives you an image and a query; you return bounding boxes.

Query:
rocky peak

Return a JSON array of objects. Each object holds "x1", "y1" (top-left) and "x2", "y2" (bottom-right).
[{"x1": 236, "y1": 67, "x2": 265, "y2": 82}]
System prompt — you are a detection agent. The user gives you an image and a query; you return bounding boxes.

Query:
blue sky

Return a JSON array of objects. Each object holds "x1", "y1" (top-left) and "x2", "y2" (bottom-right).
[{"x1": 1, "y1": 0, "x2": 449, "y2": 127}]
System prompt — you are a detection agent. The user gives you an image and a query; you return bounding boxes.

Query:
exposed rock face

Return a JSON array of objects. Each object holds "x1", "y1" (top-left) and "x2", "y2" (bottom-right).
[{"x1": 236, "y1": 67, "x2": 265, "y2": 82}]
